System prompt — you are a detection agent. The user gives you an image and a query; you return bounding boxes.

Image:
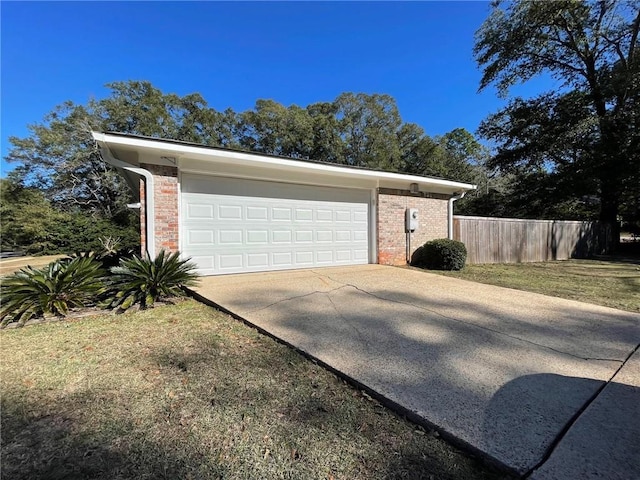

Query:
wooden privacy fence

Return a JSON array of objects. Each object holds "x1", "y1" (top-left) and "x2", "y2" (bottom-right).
[{"x1": 453, "y1": 216, "x2": 612, "y2": 264}]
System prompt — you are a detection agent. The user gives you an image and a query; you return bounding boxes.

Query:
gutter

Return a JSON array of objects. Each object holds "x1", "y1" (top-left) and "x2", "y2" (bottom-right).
[
  {"x1": 95, "y1": 131, "x2": 476, "y2": 193},
  {"x1": 93, "y1": 133, "x2": 156, "y2": 258},
  {"x1": 448, "y1": 191, "x2": 468, "y2": 240}
]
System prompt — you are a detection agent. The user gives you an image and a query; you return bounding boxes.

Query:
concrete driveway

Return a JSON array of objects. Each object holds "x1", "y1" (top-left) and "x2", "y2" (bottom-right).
[{"x1": 193, "y1": 264, "x2": 640, "y2": 478}]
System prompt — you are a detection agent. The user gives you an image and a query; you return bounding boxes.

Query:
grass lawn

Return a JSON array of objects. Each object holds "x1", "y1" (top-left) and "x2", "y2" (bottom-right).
[
  {"x1": 0, "y1": 254, "x2": 66, "y2": 277},
  {"x1": 1, "y1": 299, "x2": 510, "y2": 480},
  {"x1": 429, "y1": 257, "x2": 640, "y2": 313}
]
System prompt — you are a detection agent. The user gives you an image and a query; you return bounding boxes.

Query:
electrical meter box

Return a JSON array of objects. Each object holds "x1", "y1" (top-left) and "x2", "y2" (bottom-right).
[{"x1": 405, "y1": 208, "x2": 418, "y2": 232}]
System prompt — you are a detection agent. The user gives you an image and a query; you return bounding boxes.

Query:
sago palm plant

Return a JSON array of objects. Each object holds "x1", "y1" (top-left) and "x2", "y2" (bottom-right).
[
  {"x1": 0, "y1": 257, "x2": 105, "y2": 327},
  {"x1": 103, "y1": 250, "x2": 199, "y2": 312}
]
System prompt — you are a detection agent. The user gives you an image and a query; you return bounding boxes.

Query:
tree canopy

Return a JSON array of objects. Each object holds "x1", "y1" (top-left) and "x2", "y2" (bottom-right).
[
  {"x1": 6, "y1": 82, "x2": 482, "y2": 200},
  {"x1": 474, "y1": 0, "x2": 640, "y2": 235},
  {"x1": 4, "y1": 81, "x2": 484, "y2": 253}
]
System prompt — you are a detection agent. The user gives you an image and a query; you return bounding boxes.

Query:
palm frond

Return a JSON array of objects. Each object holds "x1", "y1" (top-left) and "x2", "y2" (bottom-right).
[
  {"x1": 0, "y1": 257, "x2": 105, "y2": 327},
  {"x1": 103, "y1": 250, "x2": 199, "y2": 312}
]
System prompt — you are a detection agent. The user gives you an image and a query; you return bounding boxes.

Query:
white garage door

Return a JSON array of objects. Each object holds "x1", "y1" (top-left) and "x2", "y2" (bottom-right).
[{"x1": 181, "y1": 174, "x2": 370, "y2": 275}]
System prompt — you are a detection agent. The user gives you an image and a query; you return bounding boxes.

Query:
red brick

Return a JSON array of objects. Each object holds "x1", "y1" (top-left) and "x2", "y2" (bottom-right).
[
  {"x1": 140, "y1": 163, "x2": 179, "y2": 255},
  {"x1": 377, "y1": 191, "x2": 448, "y2": 266}
]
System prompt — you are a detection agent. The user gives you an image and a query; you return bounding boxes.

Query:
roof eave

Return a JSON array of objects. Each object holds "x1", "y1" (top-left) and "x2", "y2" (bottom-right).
[{"x1": 92, "y1": 131, "x2": 477, "y2": 193}]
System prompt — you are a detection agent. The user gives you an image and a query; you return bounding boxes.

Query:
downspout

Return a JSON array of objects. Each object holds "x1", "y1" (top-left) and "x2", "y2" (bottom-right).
[
  {"x1": 97, "y1": 145, "x2": 156, "y2": 258},
  {"x1": 448, "y1": 191, "x2": 467, "y2": 240}
]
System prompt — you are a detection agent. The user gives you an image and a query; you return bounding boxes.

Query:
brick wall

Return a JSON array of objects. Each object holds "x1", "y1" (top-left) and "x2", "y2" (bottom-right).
[
  {"x1": 377, "y1": 189, "x2": 449, "y2": 265},
  {"x1": 140, "y1": 163, "x2": 179, "y2": 255},
  {"x1": 136, "y1": 168, "x2": 449, "y2": 265}
]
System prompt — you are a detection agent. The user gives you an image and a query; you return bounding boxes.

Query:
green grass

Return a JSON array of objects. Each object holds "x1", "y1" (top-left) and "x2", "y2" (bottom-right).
[
  {"x1": 429, "y1": 258, "x2": 640, "y2": 313},
  {"x1": 1, "y1": 300, "x2": 510, "y2": 480}
]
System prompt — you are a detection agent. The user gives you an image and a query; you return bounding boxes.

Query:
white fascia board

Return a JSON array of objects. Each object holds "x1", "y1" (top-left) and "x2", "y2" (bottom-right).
[{"x1": 92, "y1": 132, "x2": 477, "y2": 193}]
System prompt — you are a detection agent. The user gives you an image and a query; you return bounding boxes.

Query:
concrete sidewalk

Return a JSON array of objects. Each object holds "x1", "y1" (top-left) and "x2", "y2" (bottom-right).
[{"x1": 193, "y1": 265, "x2": 640, "y2": 478}]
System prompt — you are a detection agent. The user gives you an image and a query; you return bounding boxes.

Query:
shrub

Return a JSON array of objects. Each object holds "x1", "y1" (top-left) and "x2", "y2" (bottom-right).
[
  {"x1": 103, "y1": 251, "x2": 199, "y2": 312},
  {"x1": 413, "y1": 239, "x2": 467, "y2": 271},
  {"x1": 67, "y1": 238, "x2": 137, "y2": 270},
  {"x1": 0, "y1": 257, "x2": 105, "y2": 327},
  {"x1": 16, "y1": 214, "x2": 140, "y2": 256}
]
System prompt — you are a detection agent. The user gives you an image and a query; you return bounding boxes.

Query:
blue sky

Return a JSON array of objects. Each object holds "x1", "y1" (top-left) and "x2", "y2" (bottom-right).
[{"x1": 1, "y1": 1, "x2": 555, "y2": 176}]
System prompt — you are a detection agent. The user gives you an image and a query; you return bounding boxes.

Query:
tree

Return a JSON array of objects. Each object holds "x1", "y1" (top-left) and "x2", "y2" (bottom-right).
[
  {"x1": 334, "y1": 93, "x2": 403, "y2": 170},
  {"x1": 5, "y1": 81, "x2": 246, "y2": 218},
  {"x1": 0, "y1": 177, "x2": 139, "y2": 255},
  {"x1": 239, "y1": 99, "x2": 314, "y2": 158},
  {"x1": 475, "y1": 0, "x2": 640, "y2": 241},
  {"x1": 5, "y1": 81, "x2": 486, "y2": 254},
  {"x1": 400, "y1": 126, "x2": 481, "y2": 184},
  {"x1": 0, "y1": 178, "x2": 64, "y2": 252},
  {"x1": 306, "y1": 101, "x2": 344, "y2": 163}
]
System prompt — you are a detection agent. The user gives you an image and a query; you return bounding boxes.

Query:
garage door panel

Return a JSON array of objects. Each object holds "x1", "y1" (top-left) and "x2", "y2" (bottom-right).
[
  {"x1": 218, "y1": 205, "x2": 242, "y2": 220},
  {"x1": 187, "y1": 204, "x2": 215, "y2": 219},
  {"x1": 219, "y1": 230, "x2": 242, "y2": 244},
  {"x1": 247, "y1": 253, "x2": 269, "y2": 267},
  {"x1": 181, "y1": 175, "x2": 370, "y2": 275},
  {"x1": 317, "y1": 209, "x2": 332, "y2": 221},
  {"x1": 295, "y1": 251, "x2": 314, "y2": 264},
  {"x1": 219, "y1": 254, "x2": 243, "y2": 269},
  {"x1": 353, "y1": 231, "x2": 368, "y2": 242},
  {"x1": 353, "y1": 211, "x2": 368, "y2": 223},
  {"x1": 188, "y1": 230, "x2": 214, "y2": 245},
  {"x1": 316, "y1": 251, "x2": 333, "y2": 263},
  {"x1": 272, "y1": 208, "x2": 292, "y2": 221},
  {"x1": 247, "y1": 206, "x2": 268, "y2": 220},
  {"x1": 247, "y1": 230, "x2": 269, "y2": 244},
  {"x1": 335, "y1": 210, "x2": 351, "y2": 222},
  {"x1": 191, "y1": 255, "x2": 215, "y2": 269},
  {"x1": 335, "y1": 230, "x2": 351, "y2": 242},
  {"x1": 294, "y1": 208, "x2": 313, "y2": 221},
  {"x1": 354, "y1": 249, "x2": 368, "y2": 261},
  {"x1": 336, "y1": 250, "x2": 352, "y2": 261},
  {"x1": 295, "y1": 230, "x2": 313, "y2": 243},
  {"x1": 316, "y1": 230, "x2": 332, "y2": 242},
  {"x1": 273, "y1": 252, "x2": 293, "y2": 266},
  {"x1": 272, "y1": 230, "x2": 292, "y2": 243}
]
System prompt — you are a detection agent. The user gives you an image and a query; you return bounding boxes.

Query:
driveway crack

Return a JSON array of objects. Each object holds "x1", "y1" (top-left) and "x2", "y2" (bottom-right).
[
  {"x1": 523, "y1": 342, "x2": 640, "y2": 478},
  {"x1": 326, "y1": 291, "x2": 372, "y2": 352},
  {"x1": 310, "y1": 271, "x2": 627, "y2": 364},
  {"x1": 244, "y1": 285, "x2": 349, "y2": 314}
]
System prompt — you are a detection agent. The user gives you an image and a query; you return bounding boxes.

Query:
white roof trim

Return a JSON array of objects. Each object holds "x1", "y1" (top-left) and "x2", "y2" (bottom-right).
[{"x1": 92, "y1": 132, "x2": 477, "y2": 192}]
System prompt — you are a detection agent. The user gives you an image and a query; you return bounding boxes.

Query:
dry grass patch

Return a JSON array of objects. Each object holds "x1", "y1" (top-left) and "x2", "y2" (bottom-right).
[
  {"x1": 1, "y1": 300, "x2": 510, "y2": 480},
  {"x1": 431, "y1": 257, "x2": 640, "y2": 312},
  {"x1": 0, "y1": 255, "x2": 66, "y2": 277}
]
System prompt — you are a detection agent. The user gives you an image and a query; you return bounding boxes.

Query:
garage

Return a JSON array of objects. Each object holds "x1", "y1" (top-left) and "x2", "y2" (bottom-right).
[
  {"x1": 92, "y1": 132, "x2": 476, "y2": 275},
  {"x1": 181, "y1": 174, "x2": 370, "y2": 275}
]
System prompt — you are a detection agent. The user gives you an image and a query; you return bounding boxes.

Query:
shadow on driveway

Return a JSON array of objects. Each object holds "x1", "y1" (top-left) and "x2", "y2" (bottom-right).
[{"x1": 192, "y1": 265, "x2": 640, "y2": 476}]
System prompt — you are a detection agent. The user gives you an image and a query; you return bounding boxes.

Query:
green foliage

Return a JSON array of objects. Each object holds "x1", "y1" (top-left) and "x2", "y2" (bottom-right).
[
  {"x1": 413, "y1": 239, "x2": 467, "y2": 271},
  {"x1": 456, "y1": 168, "x2": 602, "y2": 220},
  {"x1": 0, "y1": 257, "x2": 105, "y2": 327},
  {"x1": 66, "y1": 240, "x2": 136, "y2": 270},
  {"x1": 103, "y1": 251, "x2": 199, "y2": 312},
  {"x1": 475, "y1": 0, "x2": 640, "y2": 233},
  {"x1": 5, "y1": 80, "x2": 494, "y2": 254},
  {"x1": 0, "y1": 178, "x2": 67, "y2": 252},
  {"x1": 333, "y1": 92, "x2": 403, "y2": 170},
  {"x1": 40, "y1": 213, "x2": 139, "y2": 256},
  {"x1": 1, "y1": 177, "x2": 139, "y2": 255},
  {"x1": 239, "y1": 99, "x2": 313, "y2": 158}
]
